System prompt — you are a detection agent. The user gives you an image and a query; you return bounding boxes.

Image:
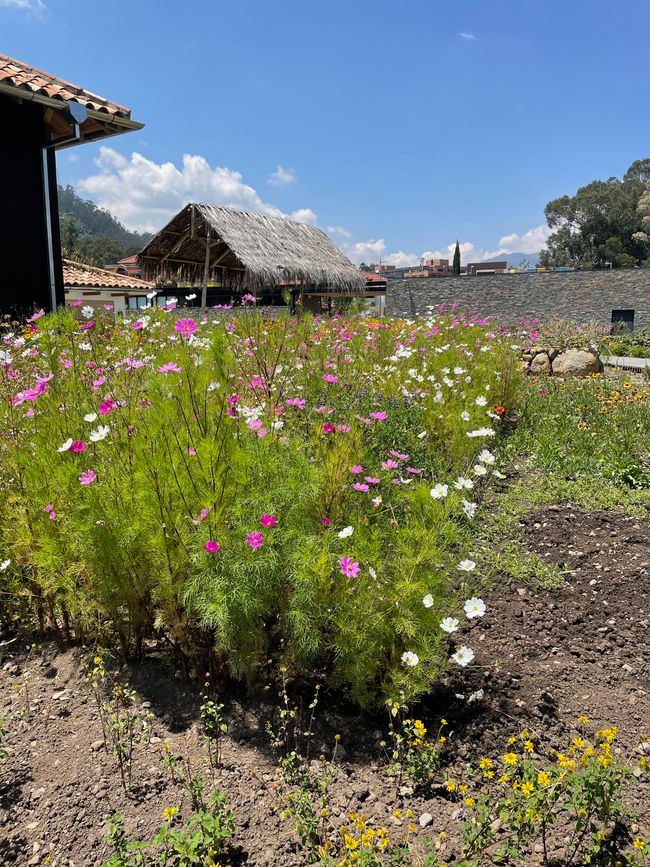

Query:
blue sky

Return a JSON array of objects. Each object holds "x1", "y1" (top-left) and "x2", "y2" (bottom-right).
[{"x1": 3, "y1": 0, "x2": 650, "y2": 264}]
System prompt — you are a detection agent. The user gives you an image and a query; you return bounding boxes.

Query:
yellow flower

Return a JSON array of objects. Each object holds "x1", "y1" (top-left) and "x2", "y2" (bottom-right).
[
  {"x1": 503, "y1": 752, "x2": 519, "y2": 766},
  {"x1": 633, "y1": 839, "x2": 645, "y2": 850},
  {"x1": 498, "y1": 775, "x2": 510, "y2": 785},
  {"x1": 163, "y1": 806, "x2": 178, "y2": 822},
  {"x1": 572, "y1": 736, "x2": 585, "y2": 750},
  {"x1": 344, "y1": 834, "x2": 359, "y2": 851},
  {"x1": 441, "y1": 718, "x2": 448, "y2": 726},
  {"x1": 507, "y1": 736, "x2": 517, "y2": 744},
  {"x1": 523, "y1": 740, "x2": 534, "y2": 754},
  {"x1": 598, "y1": 754, "x2": 613, "y2": 768},
  {"x1": 521, "y1": 782, "x2": 534, "y2": 796},
  {"x1": 445, "y1": 779, "x2": 456, "y2": 792},
  {"x1": 413, "y1": 720, "x2": 426, "y2": 738},
  {"x1": 537, "y1": 771, "x2": 551, "y2": 787},
  {"x1": 479, "y1": 757, "x2": 494, "y2": 769},
  {"x1": 464, "y1": 797, "x2": 475, "y2": 807}
]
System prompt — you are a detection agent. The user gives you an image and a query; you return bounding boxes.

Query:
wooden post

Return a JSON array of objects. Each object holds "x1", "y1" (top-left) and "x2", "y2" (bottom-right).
[{"x1": 200, "y1": 226, "x2": 211, "y2": 310}]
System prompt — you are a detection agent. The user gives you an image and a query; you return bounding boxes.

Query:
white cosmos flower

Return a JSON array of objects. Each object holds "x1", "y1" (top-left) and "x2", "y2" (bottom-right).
[
  {"x1": 81, "y1": 305, "x2": 95, "y2": 319},
  {"x1": 475, "y1": 395, "x2": 487, "y2": 406},
  {"x1": 478, "y1": 449, "x2": 495, "y2": 465},
  {"x1": 84, "y1": 413, "x2": 98, "y2": 422},
  {"x1": 462, "y1": 499, "x2": 478, "y2": 519},
  {"x1": 338, "y1": 525, "x2": 354, "y2": 539},
  {"x1": 454, "y1": 477, "x2": 474, "y2": 490},
  {"x1": 460, "y1": 410, "x2": 470, "y2": 421},
  {"x1": 464, "y1": 597, "x2": 486, "y2": 619},
  {"x1": 369, "y1": 566, "x2": 377, "y2": 579},
  {"x1": 493, "y1": 470, "x2": 506, "y2": 479},
  {"x1": 58, "y1": 438, "x2": 73, "y2": 452},
  {"x1": 89, "y1": 425, "x2": 110, "y2": 442},
  {"x1": 451, "y1": 645, "x2": 475, "y2": 667},
  {"x1": 457, "y1": 559, "x2": 476, "y2": 572},
  {"x1": 186, "y1": 293, "x2": 197, "y2": 301},
  {"x1": 473, "y1": 464, "x2": 488, "y2": 476},
  {"x1": 422, "y1": 593, "x2": 434, "y2": 608},
  {"x1": 0, "y1": 350, "x2": 13, "y2": 365},
  {"x1": 453, "y1": 367, "x2": 464, "y2": 375},
  {"x1": 440, "y1": 616, "x2": 459, "y2": 633},
  {"x1": 467, "y1": 428, "x2": 495, "y2": 438},
  {"x1": 430, "y1": 483, "x2": 448, "y2": 500},
  {"x1": 401, "y1": 651, "x2": 419, "y2": 667},
  {"x1": 0, "y1": 559, "x2": 10, "y2": 572},
  {"x1": 146, "y1": 290, "x2": 158, "y2": 300}
]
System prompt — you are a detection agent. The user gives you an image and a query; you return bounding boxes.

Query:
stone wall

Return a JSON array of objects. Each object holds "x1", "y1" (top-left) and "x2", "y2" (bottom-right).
[{"x1": 385, "y1": 269, "x2": 650, "y2": 329}]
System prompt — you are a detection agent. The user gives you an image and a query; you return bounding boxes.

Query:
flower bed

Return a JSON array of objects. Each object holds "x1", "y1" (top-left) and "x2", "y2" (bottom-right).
[{"x1": 0, "y1": 307, "x2": 518, "y2": 705}]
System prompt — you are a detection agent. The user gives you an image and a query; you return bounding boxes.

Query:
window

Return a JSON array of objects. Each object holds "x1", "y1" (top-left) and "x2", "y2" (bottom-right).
[{"x1": 611, "y1": 309, "x2": 634, "y2": 334}]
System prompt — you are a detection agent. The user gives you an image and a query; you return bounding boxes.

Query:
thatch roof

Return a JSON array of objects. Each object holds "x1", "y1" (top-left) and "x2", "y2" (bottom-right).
[{"x1": 137, "y1": 204, "x2": 365, "y2": 293}]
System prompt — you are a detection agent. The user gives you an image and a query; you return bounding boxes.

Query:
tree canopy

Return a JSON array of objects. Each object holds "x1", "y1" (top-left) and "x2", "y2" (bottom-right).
[
  {"x1": 539, "y1": 159, "x2": 650, "y2": 269},
  {"x1": 58, "y1": 185, "x2": 152, "y2": 267}
]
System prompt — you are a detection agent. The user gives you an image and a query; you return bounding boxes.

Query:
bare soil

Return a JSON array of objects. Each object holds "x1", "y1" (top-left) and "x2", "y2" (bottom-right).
[{"x1": 1, "y1": 506, "x2": 649, "y2": 866}]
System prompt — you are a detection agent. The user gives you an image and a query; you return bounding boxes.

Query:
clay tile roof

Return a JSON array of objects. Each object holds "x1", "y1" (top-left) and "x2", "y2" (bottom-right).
[
  {"x1": 63, "y1": 260, "x2": 153, "y2": 291},
  {"x1": 0, "y1": 53, "x2": 133, "y2": 118},
  {"x1": 362, "y1": 271, "x2": 387, "y2": 285}
]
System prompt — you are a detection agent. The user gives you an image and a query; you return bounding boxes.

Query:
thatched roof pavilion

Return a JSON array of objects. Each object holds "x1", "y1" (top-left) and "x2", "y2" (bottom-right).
[{"x1": 137, "y1": 204, "x2": 365, "y2": 296}]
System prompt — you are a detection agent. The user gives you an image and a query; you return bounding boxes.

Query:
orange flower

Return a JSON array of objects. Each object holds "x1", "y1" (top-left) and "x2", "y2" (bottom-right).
[{"x1": 494, "y1": 406, "x2": 505, "y2": 415}]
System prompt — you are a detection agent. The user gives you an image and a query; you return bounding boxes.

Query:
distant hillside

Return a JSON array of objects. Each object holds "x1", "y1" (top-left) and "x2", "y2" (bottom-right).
[
  {"x1": 482, "y1": 252, "x2": 540, "y2": 268},
  {"x1": 57, "y1": 185, "x2": 152, "y2": 268}
]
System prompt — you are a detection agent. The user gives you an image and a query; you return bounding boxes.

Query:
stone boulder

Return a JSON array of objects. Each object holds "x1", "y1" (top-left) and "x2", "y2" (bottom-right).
[
  {"x1": 529, "y1": 352, "x2": 551, "y2": 375},
  {"x1": 552, "y1": 349, "x2": 603, "y2": 377}
]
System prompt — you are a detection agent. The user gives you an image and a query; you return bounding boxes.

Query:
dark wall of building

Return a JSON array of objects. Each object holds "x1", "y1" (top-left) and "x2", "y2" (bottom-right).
[
  {"x1": 386, "y1": 270, "x2": 650, "y2": 330},
  {"x1": 0, "y1": 94, "x2": 64, "y2": 318}
]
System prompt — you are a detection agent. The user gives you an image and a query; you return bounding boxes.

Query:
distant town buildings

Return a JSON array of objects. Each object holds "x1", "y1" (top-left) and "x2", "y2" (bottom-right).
[{"x1": 371, "y1": 257, "x2": 509, "y2": 279}]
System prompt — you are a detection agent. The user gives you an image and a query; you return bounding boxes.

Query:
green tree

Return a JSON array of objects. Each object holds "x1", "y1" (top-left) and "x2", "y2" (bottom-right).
[
  {"x1": 539, "y1": 159, "x2": 650, "y2": 269},
  {"x1": 452, "y1": 241, "x2": 461, "y2": 275}
]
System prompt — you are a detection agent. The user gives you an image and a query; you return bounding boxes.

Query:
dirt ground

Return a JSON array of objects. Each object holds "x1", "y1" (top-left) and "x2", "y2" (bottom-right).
[{"x1": 1, "y1": 507, "x2": 649, "y2": 866}]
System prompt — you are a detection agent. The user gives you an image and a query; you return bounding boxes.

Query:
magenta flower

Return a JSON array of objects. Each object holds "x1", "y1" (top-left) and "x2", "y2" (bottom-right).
[
  {"x1": 322, "y1": 423, "x2": 336, "y2": 434},
  {"x1": 70, "y1": 440, "x2": 87, "y2": 453},
  {"x1": 188, "y1": 447, "x2": 198, "y2": 456},
  {"x1": 132, "y1": 321, "x2": 144, "y2": 331},
  {"x1": 381, "y1": 459, "x2": 399, "y2": 470},
  {"x1": 322, "y1": 373, "x2": 339, "y2": 383},
  {"x1": 364, "y1": 476, "x2": 380, "y2": 485},
  {"x1": 337, "y1": 424, "x2": 350, "y2": 433},
  {"x1": 174, "y1": 318, "x2": 198, "y2": 337},
  {"x1": 353, "y1": 483, "x2": 369, "y2": 492},
  {"x1": 369, "y1": 411, "x2": 387, "y2": 421},
  {"x1": 390, "y1": 450, "x2": 410, "y2": 460},
  {"x1": 26, "y1": 309, "x2": 45, "y2": 323},
  {"x1": 260, "y1": 514, "x2": 277, "y2": 528},
  {"x1": 340, "y1": 556, "x2": 360, "y2": 578},
  {"x1": 99, "y1": 401, "x2": 115, "y2": 415},
  {"x1": 321, "y1": 517, "x2": 331, "y2": 526},
  {"x1": 350, "y1": 465, "x2": 364, "y2": 474},
  {"x1": 246, "y1": 531, "x2": 264, "y2": 548},
  {"x1": 248, "y1": 419, "x2": 263, "y2": 431},
  {"x1": 158, "y1": 362, "x2": 182, "y2": 373},
  {"x1": 80, "y1": 320, "x2": 95, "y2": 330},
  {"x1": 44, "y1": 504, "x2": 54, "y2": 513},
  {"x1": 204, "y1": 540, "x2": 221, "y2": 553},
  {"x1": 79, "y1": 469, "x2": 97, "y2": 486}
]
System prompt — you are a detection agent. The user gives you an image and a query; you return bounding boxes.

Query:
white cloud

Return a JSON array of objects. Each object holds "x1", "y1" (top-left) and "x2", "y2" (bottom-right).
[
  {"x1": 290, "y1": 208, "x2": 318, "y2": 224},
  {"x1": 0, "y1": 0, "x2": 47, "y2": 15},
  {"x1": 485, "y1": 224, "x2": 551, "y2": 257},
  {"x1": 268, "y1": 165, "x2": 296, "y2": 186},
  {"x1": 327, "y1": 225, "x2": 352, "y2": 240},
  {"x1": 458, "y1": 31, "x2": 477, "y2": 41},
  {"x1": 345, "y1": 239, "x2": 386, "y2": 263},
  {"x1": 78, "y1": 148, "x2": 288, "y2": 233}
]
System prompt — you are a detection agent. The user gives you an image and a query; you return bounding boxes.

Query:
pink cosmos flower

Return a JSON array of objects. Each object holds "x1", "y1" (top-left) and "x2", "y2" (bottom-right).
[
  {"x1": 248, "y1": 419, "x2": 263, "y2": 431},
  {"x1": 246, "y1": 531, "x2": 264, "y2": 548},
  {"x1": 193, "y1": 508, "x2": 210, "y2": 525},
  {"x1": 204, "y1": 540, "x2": 221, "y2": 553},
  {"x1": 340, "y1": 556, "x2": 360, "y2": 578},
  {"x1": 350, "y1": 465, "x2": 364, "y2": 474},
  {"x1": 321, "y1": 517, "x2": 331, "y2": 526},
  {"x1": 381, "y1": 460, "x2": 398, "y2": 470},
  {"x1": 70, "y1": 440, "x2": 87, "y2": 453},
  {"x1": 260, "y1": 514, "x2": 277, "y2": 528},
  {"x1": 390, "y1": 450, "x2": 410, "y2": 460},
  {"x1": 188, "y1": 447, "x2": 198, "y2": 456},
  {"x1": 80, "y1": 321, "x2": 95, "y2": 330},
  {"x1": 364, "y1": 476, "x2": 380, "y2": 485},
  {"x1": 353, "y1": 483, "x2": 370, "y2": 492},
  {"x1": 174, "y1": 318, "x2": 198, "y2": 336},
  {"x1": 103, "y1": 304, "x2": 114, "y2": 310},
  {"x1": 286, "y1": 398, "x2": 305, "y2": 409},
  {"x1": 406, "y1": 467, "x2": 422, "y2": 475},
  {"x1": 256, "y1": 428, "x2": 267, "y2": 438},
  {"x1": 49, "y1": 511, "x2": 57, "y2": 520},
  {"x1": 241, "y1": 293, "x2": 257, "y2": 305},
  {"x1": 322, "y1": 423, "x2": 336, "y2": 434},
  {"x1": 79, "y1": 469, "x2": 97, "y2": 485},
  {"x1": 26, "y1": 309, "x2": 45, "y2": 323},
  {"x1": 322, "y1": 374, "x2": 339, "y2": 383},
  {"x1": 68, "y1": 300, "x2": 83, "y2": 308},
  {"x1": 44, "y1": 504, "x2": 54, "y2": 513},
  {"x1": 99, "y1": 401, "x2": 115, "y2": 415},
  {"x1": 337, "y1": 424, "x2": 350, "y2": 432},
  {"x1": 369, "y1": 411, "x2": 387, "y2": 421},
  {"x1": 132, "y1": 321, "x2": 144, "y2": 331}
]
